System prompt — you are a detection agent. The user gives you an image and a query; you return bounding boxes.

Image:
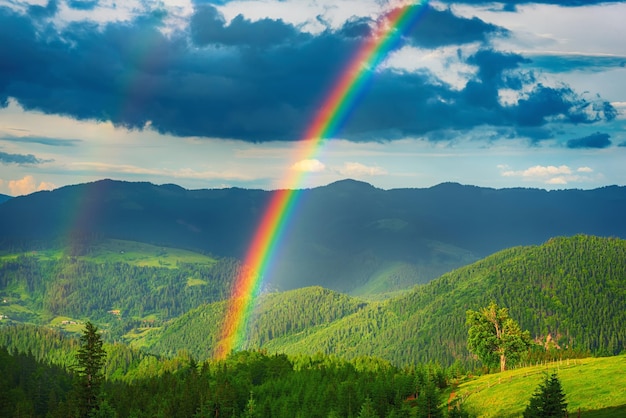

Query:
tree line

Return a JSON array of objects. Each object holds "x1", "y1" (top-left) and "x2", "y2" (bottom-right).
[{"x1": 1, "y1": 322, "x2": 466, "y2": 418}]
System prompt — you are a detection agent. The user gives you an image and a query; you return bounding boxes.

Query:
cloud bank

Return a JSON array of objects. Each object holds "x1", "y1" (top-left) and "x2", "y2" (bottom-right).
[
  {"x1": 0, "y1": 151, "x2": 49, "y2": 165},
  {"x1": 0, "y1": 2, "x2": 618, "y2": 144}
]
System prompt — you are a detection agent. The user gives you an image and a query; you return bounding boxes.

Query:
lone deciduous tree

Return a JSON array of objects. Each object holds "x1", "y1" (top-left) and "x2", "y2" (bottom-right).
[
  {"x1": 466, "y1": 302, "x2": 532, "y2": 372},
  {"x1": 75, "y1": 321, "x2": 107, "y2": 417}
]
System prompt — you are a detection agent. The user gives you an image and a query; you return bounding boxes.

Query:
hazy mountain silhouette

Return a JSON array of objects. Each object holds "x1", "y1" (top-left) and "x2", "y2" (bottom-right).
[
  {"x1": 0, "y1": 179, "x2": 625, "y2": 292},
  {"x1": 0, "y1": 193, "x2": 11, "y2": 205}
]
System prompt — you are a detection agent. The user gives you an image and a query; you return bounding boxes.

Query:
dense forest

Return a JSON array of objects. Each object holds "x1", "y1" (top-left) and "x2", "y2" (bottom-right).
[
  {"x1": 133, "y1": 235, "x2": 625, "y2": 365},
  {"x1": 0, "y1": 324, "x2": 459, "y2": 418},
  {"x1": 1, "y1": 235, "x2": 625, "y2": 416},
  {"x1": 2, "y1": 235, "x2": 624, "y2": 367},
  {"x1": 0, "y1": 252, "x2": 239, "y2": 328}
]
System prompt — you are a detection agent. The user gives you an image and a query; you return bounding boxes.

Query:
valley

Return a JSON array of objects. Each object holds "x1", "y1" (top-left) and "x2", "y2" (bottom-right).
[{"x1": 1, "y1": 180, "x2": 625, "y2": 416}]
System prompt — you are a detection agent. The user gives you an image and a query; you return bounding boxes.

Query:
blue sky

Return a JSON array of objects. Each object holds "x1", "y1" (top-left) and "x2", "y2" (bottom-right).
[{"x1": 0, "y1": 0, "x2": 625, "y2": 195}]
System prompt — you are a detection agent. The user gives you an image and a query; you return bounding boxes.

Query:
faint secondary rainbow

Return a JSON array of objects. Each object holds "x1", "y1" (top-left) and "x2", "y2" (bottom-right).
[{"x1": 214, "y1": 1, "x2": 428, "y2": 359}]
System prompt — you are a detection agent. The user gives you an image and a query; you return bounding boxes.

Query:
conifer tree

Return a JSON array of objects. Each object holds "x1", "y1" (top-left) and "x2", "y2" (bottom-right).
[
  {"x1": 415, "y1": 381, "x2": 443, "y2": 418},
  {"x1": 358, "y1": 397, "x2": 379, "y2": 418},
  {"x1": 523, "y1": 372, "x2": 568, "y2": 418},
  {"x1": 75, "y1": 321, "x2": 107, "y2": 418}
]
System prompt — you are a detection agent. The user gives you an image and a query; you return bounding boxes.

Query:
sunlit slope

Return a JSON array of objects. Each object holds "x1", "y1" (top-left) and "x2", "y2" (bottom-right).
[
  {"x1": 273, "y1": 235, "x2": 626, "y2": 365},
  {"x1": 455, "y1": 355, "x2": 626, "y2": 417},
  {"x1": 140, "y1": 235, "x2": 626, "y2": 366},
  {"x1": 139, "y1": 286, "x2": 368, "y2": 358},
  {"x1": 0, "y1": 238, "x2": 217, "y2": 267},
  {"x1": 0, "y1": 239, "x2": 236, "y2": 325}
]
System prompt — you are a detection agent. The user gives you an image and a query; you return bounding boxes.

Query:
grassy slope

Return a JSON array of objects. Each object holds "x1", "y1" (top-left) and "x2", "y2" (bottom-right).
[
  {"x1": 455, "y1": 355, "x2": 626, "y2": 417},
  {"x1": 138, "y1": 286, "x2": 369, "y2": 359},
  {"x1": 0, "y1": 239, "x2": 218, "y2": 329},
  {"x1": 0, "y1": 238, "x2": 216, "y2": 268}
]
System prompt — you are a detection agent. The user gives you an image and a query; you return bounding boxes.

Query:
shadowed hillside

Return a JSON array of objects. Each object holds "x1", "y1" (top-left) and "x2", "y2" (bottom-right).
[{"x1": 1, "y1": 179, "x2": 625, "y2": 293}]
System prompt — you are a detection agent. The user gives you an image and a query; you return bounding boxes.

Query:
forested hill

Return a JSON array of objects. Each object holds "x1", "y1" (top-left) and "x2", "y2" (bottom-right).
[
  {"x1": 142, "y1": 286, "x2": 368, "y2": 358},
  {"x1": 140, "y1": 235, "x2": 626, "y2": 366},
  {"x1": 1, "y1": 179, "x2": 625, "y2": 293},
  {"x1": 0, "y1": 240, "x2": 240, "y2": 326}
]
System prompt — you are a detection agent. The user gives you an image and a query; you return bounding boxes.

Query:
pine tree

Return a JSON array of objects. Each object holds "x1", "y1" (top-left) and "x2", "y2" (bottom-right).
[
  {"x1": 415, "y1": 381, "x2": 443, "y2": 418},
  {"x1": 358, "y1": 397, "x2": 379, "y2": 418},
  {"x1": 75, "y1": 321, "x2": 107, "y2": 418},
  {"x1": 523, "y1": 372, "x2": 568, "y2": 418}
]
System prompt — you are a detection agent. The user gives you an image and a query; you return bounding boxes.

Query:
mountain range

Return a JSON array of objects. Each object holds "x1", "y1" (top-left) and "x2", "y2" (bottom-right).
[{"x1": 1, "y1": 179, "x2": 625, "y2": 293}]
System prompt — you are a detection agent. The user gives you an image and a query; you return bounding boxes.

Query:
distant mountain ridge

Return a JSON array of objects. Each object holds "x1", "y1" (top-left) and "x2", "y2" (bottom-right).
[
  {"x1": 0, "y1": 193, "x2": 11, "y2": 205},
  {"x1": 0, "y1": 179, "x2": 625, "y2": 292}
]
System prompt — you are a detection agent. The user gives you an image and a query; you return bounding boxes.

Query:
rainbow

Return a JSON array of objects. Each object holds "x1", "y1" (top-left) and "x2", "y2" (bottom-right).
[{"x1": 214, "y1": 1, "x2": 428, "y2": 359}]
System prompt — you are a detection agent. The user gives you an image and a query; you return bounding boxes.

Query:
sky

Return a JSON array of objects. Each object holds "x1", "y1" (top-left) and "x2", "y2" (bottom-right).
[{"x1": 0, "y1": 0, "x2": 625, "y2": 196}]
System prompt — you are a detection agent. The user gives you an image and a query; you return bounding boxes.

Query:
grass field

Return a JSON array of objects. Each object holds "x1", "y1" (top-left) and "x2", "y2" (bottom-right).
[
  {"x1": 85, "y1": 239, "x2": 216, "y2": 268},
  {"x1": 0, "y1": 239, "x2": 216, "y2": 269},
  {"x1": 454, "y1": 355, "x2": 626, "y2": 417}
]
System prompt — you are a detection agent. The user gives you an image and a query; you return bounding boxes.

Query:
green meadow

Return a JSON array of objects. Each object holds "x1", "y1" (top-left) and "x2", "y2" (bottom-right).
[
  {"x1": 81, "y1": 239, "x2": 216, "y2": 268},
  {"x1": 454, "y1": 355, "x2": 626, "y2": 417},
  {"x1": 0, "y1": 239, "x2": 216, "y2": 268}
]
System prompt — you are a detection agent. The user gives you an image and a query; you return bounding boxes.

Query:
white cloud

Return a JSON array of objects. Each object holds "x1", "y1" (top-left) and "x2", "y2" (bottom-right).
[
  {"x1": 382, "y1": 44, "x2": 479, "y2": 90},
  {"x1": 339, "y1": 162, "x2": 387, "y2": 177},
  {"x1": 499, "y1": 164, "x2": 599, "y2": 186},
  {"x1": 512, "y1": 165, "x2": 572, "y2": 178},
  {"x1": 546, "y1": 176, "x2": 568, "y2": 185},
  {"x1": 68, "y1": 162, "x2": 254, "y2": 181},
  {"x1": 8, "y1": 175, "x2": 56, "y2": 196},
  {"x1": 218, "y1": 0, "x2": 385, "y2": 33},
  {"x1": 291, "y1": 159, "x2": 326, "y2": 173}
]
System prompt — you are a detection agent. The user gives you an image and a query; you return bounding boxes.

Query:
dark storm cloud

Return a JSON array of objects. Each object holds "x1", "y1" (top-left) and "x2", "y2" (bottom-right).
[
  {"x1": 566, "y1": 132, "x2": 612, "y2": 149},
  {"x1": 1, "y1": 134, "x2": 82, "y2": 146},
  {"x1": 66, "y1": 0, "x2": 99, "y2": 11},
  {"x1": 526, "y1": 54, "x2": 626, "y2": 73},
  {"x1": 405, "y1": 5, "x2": 506, "y2": 48},
  {"x1": 0, "y1": 151, "x2": 49, "y2": 164},
  {"x1": 28, "y1": 0, "x2": 58, "y2": 19},
  {"x1": 515, "y1": 127, "x2": 554, "y2": 142},
  {"x1": 0, "y1": 5, "x2": 617, "y2": 143},
  {"x1": 190, "y1": 5, "x2": 304, "y2": 48},
  {"x1": 439, "y1": 0, "x2": 626, "y2": 7}
]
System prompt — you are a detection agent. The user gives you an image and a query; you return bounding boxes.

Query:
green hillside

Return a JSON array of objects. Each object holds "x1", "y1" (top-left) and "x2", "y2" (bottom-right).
[
  {"x1": 0, "y1": 239, "x2": 238, "y2": 329},
  {"x1": 2, "y1": 235, "x2": 625, "y2": 369},
  {"x1": 0, "y1": 238, "x2": 216, "y2": 267},
  {"x1": 2, "y1": 321, "x2": 625, "y2": 417},
  {"x1": 455, "y1": 355, "x2": 626, "y2": 417},
  {"x1": 140, "y1": 235, "x2": 626, "y2": 366},
  {"x1": 275, "y1": 235, "x2": 626, "y2": 365},
  {"x1": 139, "y1": 286, "x2": 368, "y2": 358}
]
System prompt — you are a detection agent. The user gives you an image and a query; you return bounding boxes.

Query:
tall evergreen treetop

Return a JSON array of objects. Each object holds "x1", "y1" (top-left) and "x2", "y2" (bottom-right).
[
  {"x1": 523, "y1": 372, "x2": 568, "y2": 418},
  {"x1": 75, "y1": 321, "x2": 107, "y2": 417}
]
